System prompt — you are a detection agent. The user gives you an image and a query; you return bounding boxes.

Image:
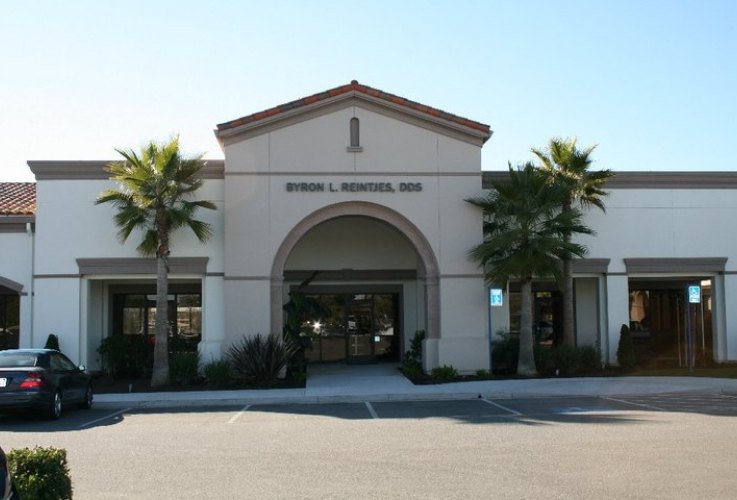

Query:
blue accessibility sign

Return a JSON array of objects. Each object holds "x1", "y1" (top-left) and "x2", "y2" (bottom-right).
[
  {"x1": 490, "y1": 288, "x2": 503, "y2": 307},
  {"x1": 688, "y1": 285, "x2": 701, "y2": 304}
]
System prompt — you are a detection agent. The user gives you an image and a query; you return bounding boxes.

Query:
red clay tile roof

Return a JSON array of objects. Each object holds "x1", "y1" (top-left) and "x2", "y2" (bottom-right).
[
  {"x1": 217, "y1": 80, "x2": 491, "y2": 136},
  {"x1": 0, "y1": 183, "x2": 36, "y2": 216}
]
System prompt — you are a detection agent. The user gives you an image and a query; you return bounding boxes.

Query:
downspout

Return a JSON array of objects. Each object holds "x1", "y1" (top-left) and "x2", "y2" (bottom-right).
[{"x1": 27, "y1": 221, "x2": 35, "y2": 348}]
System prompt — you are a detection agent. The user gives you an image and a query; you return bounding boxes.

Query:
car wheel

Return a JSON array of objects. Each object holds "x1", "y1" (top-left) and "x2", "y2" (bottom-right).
[
  {"x1": 47, "y1": 390, "x2": 62, "y2": 420},
  {"x1": 80, "y1": 385, "x2": 93, "y2": 410}
]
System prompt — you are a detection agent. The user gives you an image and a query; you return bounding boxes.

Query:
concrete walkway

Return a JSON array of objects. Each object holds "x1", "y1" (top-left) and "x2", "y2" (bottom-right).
[{"x1": 94, "y1": 363, "x2": 737, "y2": 409}]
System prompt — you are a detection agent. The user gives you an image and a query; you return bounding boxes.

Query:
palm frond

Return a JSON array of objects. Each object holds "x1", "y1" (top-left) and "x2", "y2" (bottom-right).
[
  {"x1": 186, "y1": 219, "x2": 213, "y2": 243},
  {"x1": 532, "y1": 137, "x2": 611, "y2": 215},
  {"x1": 137, "y1": 229, "x2": 159, "y2": 257},
  {"x1": 467, "y1": 162, "x2": 589, "y2": 285},
  {"x1": 96, "y1": 137, "x2": 217, "y2": 257}
]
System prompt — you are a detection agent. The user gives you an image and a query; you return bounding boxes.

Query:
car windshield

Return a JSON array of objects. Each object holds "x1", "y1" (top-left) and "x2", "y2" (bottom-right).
[{"x1": 0, "y1": 352, "x2": 39, "y2": 368}]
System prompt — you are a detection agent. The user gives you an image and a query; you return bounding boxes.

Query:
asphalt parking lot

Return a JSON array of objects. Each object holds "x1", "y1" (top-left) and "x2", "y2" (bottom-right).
[
  {"x1": 3, "y1": 394, "x2": 737, "y2": 499},
  {"x1": 3, "y1": 392, "x2": 737, "y2": 430}
]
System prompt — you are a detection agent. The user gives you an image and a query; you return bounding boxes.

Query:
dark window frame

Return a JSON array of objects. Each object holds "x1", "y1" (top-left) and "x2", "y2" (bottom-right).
[
  {"x1": 0, "y1": 294, "x2": 20, "y2": 350},
  {"x1": 110, "y1": 284, "x2": 203, "y2": 351}
]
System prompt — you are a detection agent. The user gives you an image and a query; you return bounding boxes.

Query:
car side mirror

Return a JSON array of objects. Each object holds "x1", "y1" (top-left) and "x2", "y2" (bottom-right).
[{"x1": 78, "y1": 364, "x2": 86, "y2": 372}]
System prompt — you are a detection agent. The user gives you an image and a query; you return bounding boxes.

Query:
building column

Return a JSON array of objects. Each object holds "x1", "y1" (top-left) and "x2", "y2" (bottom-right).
[
  {"x1": 605, "y1": 275, "x2": 630, "y2": 365},
  {"x1": 19, "y1": 292, "x2": 33, "y2": 349},
  {"x1": 78, "y1": 278, "x2": 89, "y2": 365},
  {"x1": 722, "y1": 274, "x2": 737, "y2": 361},
  {"x1": 422, "y1": 276, "x2": 439, "y2": 372},
  {"x1": 425, "y1": 275, "x2": 439, "y2": 340},
  {"x1": 597, "y1": 275, "x2": 609, "y2": 364},
  {"x1": 200, "y1": 275, "x2": 225, "y2": 363},
  {"x1": 573, "y1": 277, "x2": 600, "y2": 348},
  {"x1": 270, "y1": 276, "x2": 284, "y2": 338}
]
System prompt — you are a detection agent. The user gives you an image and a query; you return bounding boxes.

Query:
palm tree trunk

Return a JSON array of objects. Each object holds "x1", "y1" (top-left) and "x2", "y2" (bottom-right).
[
  {"x1": 562, "y1": 237, "x2": 575, "y2": 348},
  {"x1": 518, "y1": 277, "x2": 537, "y2": 375},
  {"x1": 151, "y1": 243, "x2": 170, "y2": 387},
  {"x1": 562, "y1": 198, "x2": 575, "y2": 348}
]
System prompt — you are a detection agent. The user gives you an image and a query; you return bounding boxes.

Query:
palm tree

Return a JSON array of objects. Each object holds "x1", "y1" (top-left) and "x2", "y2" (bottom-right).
[
  {"x1": 96, "y1": 137, "x2": 217, "y2": 387},
  {"x1": 532, "y1": 138, "x2": 613, "y2": 348},
  {"x1": 467, "y1": 163, "x2": 591, "y2": 375}
]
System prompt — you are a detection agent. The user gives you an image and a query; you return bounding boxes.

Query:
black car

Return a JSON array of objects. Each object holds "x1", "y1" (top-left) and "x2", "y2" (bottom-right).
[
  {"x1": 0, "y1": 349, "x2": 92, "y2": 419},
  {"x1": 0, "y1": 445, "x2": 18, "y2": 499}
]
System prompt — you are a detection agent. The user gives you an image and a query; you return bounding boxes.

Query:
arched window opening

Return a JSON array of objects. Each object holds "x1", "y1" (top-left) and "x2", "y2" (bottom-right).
[
  {"x1": 347, "y1": 117, "x2": 363, "y2": 152},
  {"x1": 350, "y1": 118, "x2": 359, "y2": 147}
]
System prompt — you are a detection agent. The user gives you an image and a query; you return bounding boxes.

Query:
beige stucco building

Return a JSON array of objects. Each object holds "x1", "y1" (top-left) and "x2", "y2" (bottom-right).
[{"x1": 1, "y1": 82, "x2": 735, "y2": 373}]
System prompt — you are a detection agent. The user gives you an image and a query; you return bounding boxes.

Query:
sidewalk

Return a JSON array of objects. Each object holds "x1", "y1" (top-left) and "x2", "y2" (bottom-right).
[{"x1": 94, "y1": 363, "x2": 737, "y2": 409}]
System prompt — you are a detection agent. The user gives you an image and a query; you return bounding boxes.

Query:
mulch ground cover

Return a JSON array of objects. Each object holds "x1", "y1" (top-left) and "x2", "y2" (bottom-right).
[{"x1": 93, "y1": 376, "x2": 305, "y2": 394}]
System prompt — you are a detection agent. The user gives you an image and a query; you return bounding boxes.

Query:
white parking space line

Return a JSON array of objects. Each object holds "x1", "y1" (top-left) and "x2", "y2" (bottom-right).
[
  {"x1": 227, "y1": 405, "x2": 251, "y2": 424},
  {"x1": 481, "y1": 398, "x2": 522, "y2": 416},
  {"x1": 365, "y1": 401, "x2": 379, "y2": 419},
  {"x1": 555, "y1": 407, "x2": 628, "y2": 415},
  {"x1": 78, "y1": 408, "x2": 132, "y2": 429},
  {"x1": 602, "y1": 397, "x2": 665, "y2": 411}
]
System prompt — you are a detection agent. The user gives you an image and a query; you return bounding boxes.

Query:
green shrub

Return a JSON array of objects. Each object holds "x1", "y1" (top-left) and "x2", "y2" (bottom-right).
[
  {"x1": 202, "y1": 359, "x2": 232, "y2": 387},
  {"x1": 8, "y1": 446, "x2": 72, "y2": 500},
  {"x1": 552, "y1": 345, "x2": 581, "y2": 376},
  {"x1": 44, "y1": 334, "x2": 60, "y2": 351},
  {"x1": 97, "y1": 335, "x2": 149, "y2": 378},
  {"x1": 491, "y1": 331, "x2": 519, "y2": 374},
  {"x1": 617, "y1": 323, "x2": 636, "y2": 370},
  {"x1": 399, "y1": 330, "x2": 425, "y2": 379},
  {"x1": 535, "y1": 345, "x2": 603, "y2": 376},
  {"x1": 290, "y1": 369, "x2": 307, "y2": 384},
  {"x1": 475, "y1": 369, "x2": 492, "y2": 379},
  {"x1": 226, "y1": 333, "x2": 295, "y2": 384},
  {"x1": 406, "y1": 330, "x2": 425, "y2": 362},
  {"x1": 282, "y1": 273, "x2": 329, "y2": 376},
  {"x1": 169, "y1": 351, "x2": 200, "y2": 385},
  {"x1": 430, "y1": 364, "x2": 458, "y2": 381},
  {"x1": 534, "y1": 345, "x2": 555, "y2": 376},
  {"x1": 400, "y1": 361, "x2": 423, "y2": 380},
  {"x1": 577, "y1": 345, "x2": 602, "y2": 373}
]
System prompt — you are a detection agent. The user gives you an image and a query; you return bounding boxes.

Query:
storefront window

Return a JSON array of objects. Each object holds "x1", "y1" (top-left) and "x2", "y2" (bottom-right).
[
  {"x1": 113, "y1": 291, "x2": 202, "y2": 348},
  {"x1": 508, "y1": 284, "x2": 562, "y2": 345},
  {"x1": 177, "y1": 294, "x2": 202, "y2": 338},
  {"x1": 0, "y1": 294, "x2": 20, "y2": 350},
  {"x1": 122, "y1": 295, "x2": 145, "y2": 335},
  {"x1": 627, "y1": 280, "x2": 714, "y2": 366}
]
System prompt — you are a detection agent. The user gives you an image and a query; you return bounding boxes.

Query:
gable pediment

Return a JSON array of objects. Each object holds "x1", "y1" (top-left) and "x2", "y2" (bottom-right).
[{"x1": 215, "y1": 81, "x2": 492, "y2": 147}]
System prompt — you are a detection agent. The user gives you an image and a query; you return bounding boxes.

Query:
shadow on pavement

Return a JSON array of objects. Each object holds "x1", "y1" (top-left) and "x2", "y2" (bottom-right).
[{"x1": 3, "y1": 395, "x2": 735, "y2": 431}]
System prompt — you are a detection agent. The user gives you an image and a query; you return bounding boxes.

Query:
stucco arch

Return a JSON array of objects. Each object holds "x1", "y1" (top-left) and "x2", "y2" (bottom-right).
[{"x1": 270, "y1": 201, "x2": 440, "y2": 340}]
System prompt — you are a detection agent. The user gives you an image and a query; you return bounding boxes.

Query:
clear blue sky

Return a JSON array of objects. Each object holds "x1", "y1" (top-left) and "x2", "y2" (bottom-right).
[{"x1": 2, "y1": 0, "x2": 735, "y2": 181}]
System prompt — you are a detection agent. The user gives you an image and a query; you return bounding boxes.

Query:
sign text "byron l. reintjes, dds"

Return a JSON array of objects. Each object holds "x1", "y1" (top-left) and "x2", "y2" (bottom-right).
[{"x1": 286, "y1": 182, "x2": 422, "y2": 193}]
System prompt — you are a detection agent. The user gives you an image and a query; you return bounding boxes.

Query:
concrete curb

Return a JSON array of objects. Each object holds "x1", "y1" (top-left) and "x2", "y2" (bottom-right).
[{"x1": 93, "y1": 376, "x2": 737, "y2": 409}]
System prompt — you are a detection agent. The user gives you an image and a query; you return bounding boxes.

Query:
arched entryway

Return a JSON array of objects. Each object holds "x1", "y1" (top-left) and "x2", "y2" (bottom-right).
[{"x1": 270, "y1": 201, "x2": 440, "y2": 362}]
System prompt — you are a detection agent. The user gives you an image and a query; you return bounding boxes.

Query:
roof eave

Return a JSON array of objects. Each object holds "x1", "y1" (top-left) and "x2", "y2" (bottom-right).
[{"x1": 28, "y1": 160, "x2": 225, "y2": 180}]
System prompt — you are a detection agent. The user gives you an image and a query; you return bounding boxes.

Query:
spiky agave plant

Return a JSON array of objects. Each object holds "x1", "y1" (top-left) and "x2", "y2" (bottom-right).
[{"x1": 226, "y1": 333, "x2": 296, "y2": 384}]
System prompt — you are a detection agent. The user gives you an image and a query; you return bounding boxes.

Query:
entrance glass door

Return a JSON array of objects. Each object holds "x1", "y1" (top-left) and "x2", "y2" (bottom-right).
[
  {"x1": 346, "y1": 294, "x2": 374, "y2": 363},
  {"x1": 304, "y1": 291, "x2": 400, "y2": 364}
]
